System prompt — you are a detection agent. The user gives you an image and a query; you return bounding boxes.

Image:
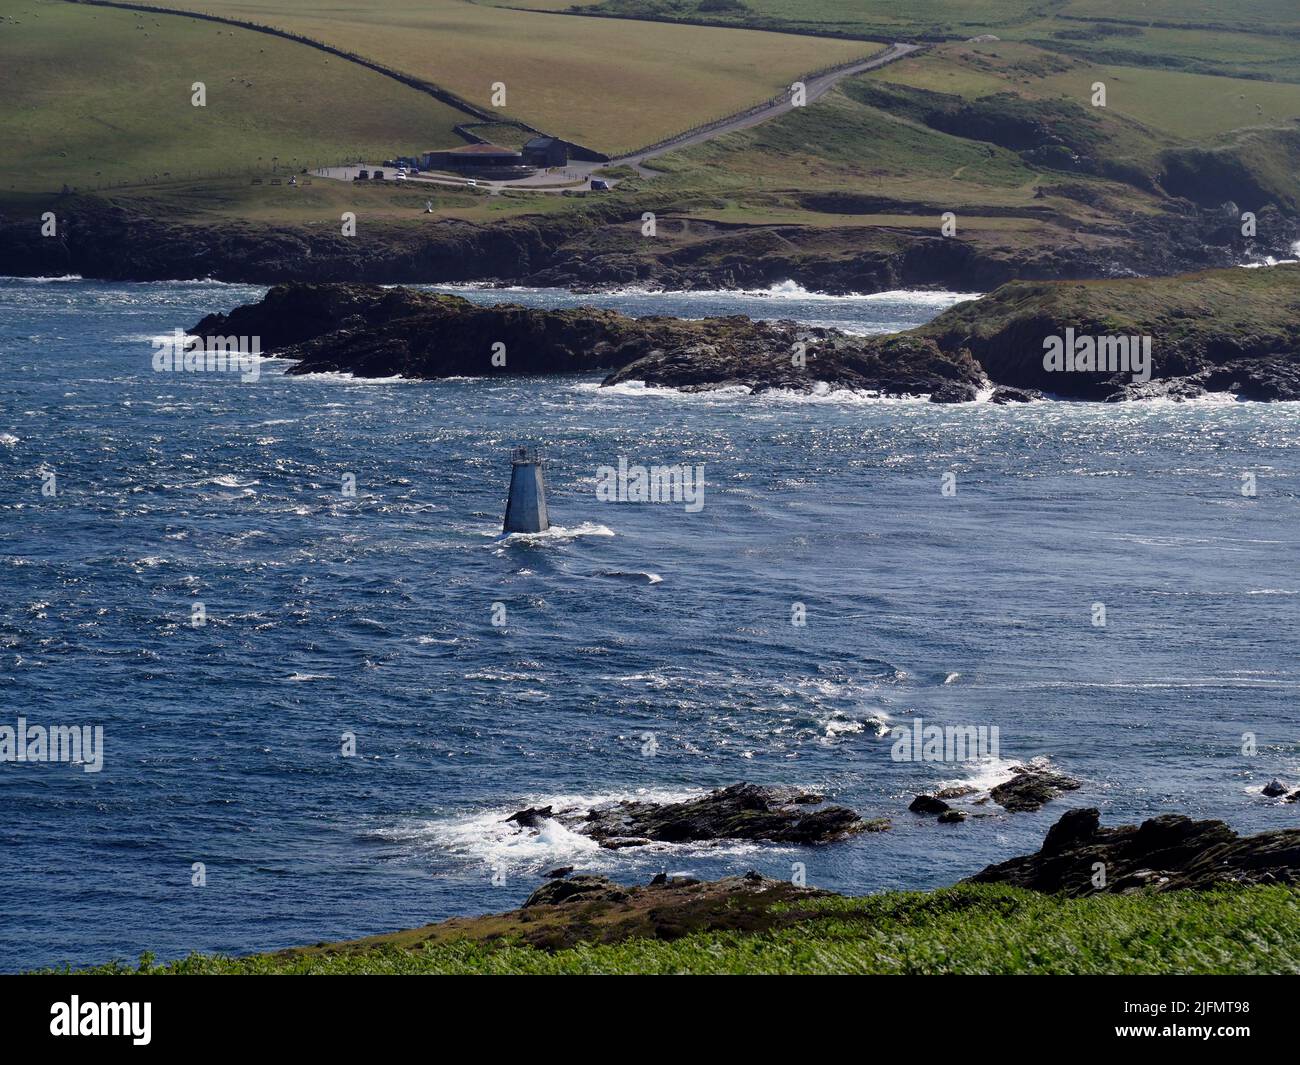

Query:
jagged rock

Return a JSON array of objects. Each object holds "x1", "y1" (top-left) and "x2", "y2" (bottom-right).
[
  {"x1": 968, "y1": 808, "x2": 1300, "y2": 894},
  {"x1": 193, "y1": 283, "x2": 986, "y2": 398},
  {"x1": 189, "y1": 263, "x2": 1300, "y2": 402},
  {"x1": 928, "y1": 382, "x2": 979, "y2": 403},
  {"x1": 938, "y1": 810, "x2": 968, "y2": 823},
  {"x1": 989, "y1": 765, "x2": 1081, "y2": 812},
  {"x1": 909, "y1": 794, "x2": 951, "y2": 815},
  {"x1": 523, "y1": 875, "x2": 630, "y2": 907},
  {"x1": 1263, "y1": 779, "x2": 1289, "y2": 797},
  {"x1": 1041, "y1": 807, "x2": 1099, "y2": 853},
  {"x1": 988, "y1": 386, "x2": 1040, "y2": 403},
  {"x1": 936, "y1": 785, "x2": 979, "y2": 800},
  {"x1": 503, "y1": 805, "x2": 553, "y2": 828},
  {"x1": 542, "y1": 866, "x2": 574, "y2": 880},
  {"x1": 547, "y1": 783, "x2": 879, "y2": 848}
]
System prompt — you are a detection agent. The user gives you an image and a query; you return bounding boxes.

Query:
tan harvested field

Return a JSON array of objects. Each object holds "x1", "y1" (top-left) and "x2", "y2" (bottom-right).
[{"x1": 158, "y1": 0, "x2": 877, "y2": 153}]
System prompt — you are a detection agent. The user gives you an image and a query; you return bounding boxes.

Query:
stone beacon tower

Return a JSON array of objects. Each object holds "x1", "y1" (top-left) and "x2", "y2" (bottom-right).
[{"x1": 502, "y1": 445, "x2": 550, "y2": 534}]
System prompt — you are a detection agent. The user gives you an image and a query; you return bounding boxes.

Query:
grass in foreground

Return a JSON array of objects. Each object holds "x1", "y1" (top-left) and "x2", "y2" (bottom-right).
[{"x1": 61, "y1": 884, "x2": 1300, "y2": 975}]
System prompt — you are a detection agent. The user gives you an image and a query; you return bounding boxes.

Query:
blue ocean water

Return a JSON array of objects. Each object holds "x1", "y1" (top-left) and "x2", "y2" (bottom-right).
[{"x1": 1, "y1": 276, "x2": 1298, "y2": 973}]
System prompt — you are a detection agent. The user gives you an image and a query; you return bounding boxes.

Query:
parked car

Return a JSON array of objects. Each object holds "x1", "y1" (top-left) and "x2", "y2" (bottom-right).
[
  {"x1": 355, "y1": 169, "x2": 370, "y2": 180},
  {"x1": 465, "y1": 179, "x2": 478, "y2": 187},
  {"x1": 590, "y1": 178, "x2": 611, "y2": 191},
  {"x1": 373, "y1": 170, "x2": 386, "y2": 180},
  {"x1": 394, "y1": 172, "x2": 407, "y2": 182}
]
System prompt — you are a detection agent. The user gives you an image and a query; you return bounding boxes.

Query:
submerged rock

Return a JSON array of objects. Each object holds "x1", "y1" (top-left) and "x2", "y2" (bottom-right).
[
  {"x1": 503, "y1": 805, "x2": 554, "y2": 829},
  {"x1": 909, "y1": 794, "x2": 951, "y2": 815},
  {"x1": 505, "y1": 783, "x2": 883, "y2": 849},
  {"x1": 1262, "y1": 779, "x2": 1289, "y2": 798},
  {"x1": 968, "y1": 807, "x2": 1300, "y2": 894},
  {"x1": 989, "y1": 764, "x2": 1081, "y2": 812}
]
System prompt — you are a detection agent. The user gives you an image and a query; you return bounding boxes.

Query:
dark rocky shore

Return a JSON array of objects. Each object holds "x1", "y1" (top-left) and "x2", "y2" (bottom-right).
[
  {"x1": 195, "y1": 263, "x2": 1300, "y2": 401},
  {"x1": 6, "y1": 192, "x2": 1295, "y2": 293},
  {"x1": 969, "y1": 807, "x2": 1300, "y2": 895},
  {"x1": 257, "y1": 807, "x2": 1300, "y2": 960},
  {"x1": 193, "y1": 281, "x2": 986, "y2": 397}
]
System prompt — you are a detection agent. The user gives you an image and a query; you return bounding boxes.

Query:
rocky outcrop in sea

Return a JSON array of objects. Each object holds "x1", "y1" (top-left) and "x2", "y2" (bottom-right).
[
  {"x1": 504, "y1": 783, "x2": 887, "y2": 849},
  {"x1": 968, "y1": 807, "x2": 1300, "y2": 894}
]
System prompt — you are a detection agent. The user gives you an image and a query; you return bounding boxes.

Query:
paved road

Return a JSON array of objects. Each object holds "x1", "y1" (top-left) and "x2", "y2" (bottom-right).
[{"x1": 314, "y1": 42, "x2": 923, "y2": 194}]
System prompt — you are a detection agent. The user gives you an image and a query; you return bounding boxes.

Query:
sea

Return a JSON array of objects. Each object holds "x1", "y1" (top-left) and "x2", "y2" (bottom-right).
[{"x1": 1, "y1": 275, "x2": 1297, "y2": 972}]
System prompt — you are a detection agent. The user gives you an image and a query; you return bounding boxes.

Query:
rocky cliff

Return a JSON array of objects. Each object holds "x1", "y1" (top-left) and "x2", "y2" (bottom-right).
[{"x1": 195, "y1": 264, "x2": 1300, "y2": 401}]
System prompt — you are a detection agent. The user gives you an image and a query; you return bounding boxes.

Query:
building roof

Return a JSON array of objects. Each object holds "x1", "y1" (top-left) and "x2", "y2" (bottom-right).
[
  {"x1": 444, "y1": 143, "x2": 521, "y2": 156},
  {"x1": 524, "y1": 136, "x2": 557, "y2": 149}
]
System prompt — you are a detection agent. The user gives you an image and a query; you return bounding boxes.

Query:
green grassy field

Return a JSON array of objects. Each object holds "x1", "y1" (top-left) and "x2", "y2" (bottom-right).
[
  {"x1": 57, "y1": 884, "x2": 1300, "y2": 975},
  {"x1": 0, "y1": 0, "x2": 473, "y2": 192},
  {"x1": 1060, "y1": 0, "x2": 1300, "y2": 34},
  {"x1": 157, "y1": 0, "x2": 875, "y2": 154},
  {"x1": 881, "y1": 39, "x2": 1300, "y2": 137}
]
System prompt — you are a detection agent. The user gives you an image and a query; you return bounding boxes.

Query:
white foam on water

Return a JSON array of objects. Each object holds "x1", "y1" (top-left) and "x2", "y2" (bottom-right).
[
  {"x1": 494, "y1": 522, "x2": 616, "y2": 544},
  {"x1": 585, "y1": 379, "x2": 939, "y2": 405},
  {"x1": 0, "y1": 433, "x2": 18, "y2": 447},
  {"x1": 384, "y1": 787, "x2": 721, "y2": 874},
  {"x1": 431, "y1": 280, "x2": 982, "y2": 302}
]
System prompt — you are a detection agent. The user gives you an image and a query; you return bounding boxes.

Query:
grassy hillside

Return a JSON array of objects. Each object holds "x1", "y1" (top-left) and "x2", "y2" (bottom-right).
[
  {"x1": 58, "y1": 883, "x2": 1300, "y2": 974},
  {"x1": 0, "y1": 0, "x2": 471, "y2": 192},
  {"x1": 869, "y1": 40, "x2": 1300, "y2": 141},
  {"x1": 564, "y1": 0, "x2": 1300, "y2": 83},
  {"x1": 156, "y1": 0, "x2": 875, "y2": 153}
]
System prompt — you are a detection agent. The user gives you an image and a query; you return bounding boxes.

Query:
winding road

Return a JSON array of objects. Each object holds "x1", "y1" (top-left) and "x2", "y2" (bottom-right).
[
  {"x1": 612, "y1": 42, "x2": 923, "y2": 170},
  {"x1": 316, "y1": 41, "x2": 923, "y2": 193}
]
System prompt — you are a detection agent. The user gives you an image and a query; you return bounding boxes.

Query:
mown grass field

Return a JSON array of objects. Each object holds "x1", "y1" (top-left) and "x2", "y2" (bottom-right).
[
  {"x1": 158, "y1": 0, "x2": 876, "y2": 154},
  {"x1": 0, "y1": 0, "x2": 473, "y2": 192},
  {"x1": 1060, "y1": 0, "x2": 1300, "y2": 34},
  {"x1": 81, "y1": 174, "x2": 576, "y2": 225},
  {"x1": 563, "y1": 0, "x2": 1300, "y2": 83},
  {"x1": 58, "y1": 884, "x2": 1300, "y2": 975},
  {"x1": 868, "y1": 40, "x2": 1300, "y2": 141}
]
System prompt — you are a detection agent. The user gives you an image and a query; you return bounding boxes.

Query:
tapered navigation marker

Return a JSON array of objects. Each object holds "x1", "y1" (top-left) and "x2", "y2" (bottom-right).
[{"x1": 503, "y1": 446, "x2": 550, "y2": 534}]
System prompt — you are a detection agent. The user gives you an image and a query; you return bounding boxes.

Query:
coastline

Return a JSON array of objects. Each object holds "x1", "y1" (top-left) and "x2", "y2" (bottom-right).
[{"x1": 44, "y1": 805, "x2": 1300, "y2": 975}]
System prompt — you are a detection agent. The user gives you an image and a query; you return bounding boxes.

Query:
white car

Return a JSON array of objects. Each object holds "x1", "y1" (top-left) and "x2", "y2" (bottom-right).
[
  {"x1": 465, "y1": 179, "x2": 478, "y2": 187},
  {"x1": 394, "y1": 172, "x2": 407, "y2": 182}
]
